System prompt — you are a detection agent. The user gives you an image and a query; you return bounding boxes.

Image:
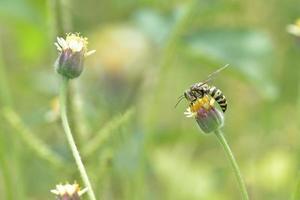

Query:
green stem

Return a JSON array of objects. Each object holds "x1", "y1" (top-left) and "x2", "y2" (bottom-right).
[
  {"x1": 70, "y1": 81, "x2": 91, "y2": 146},
  {"x1": 291, "y1": 173, "x2": 300, "y2": 200},
  {"x1": 0, "y1": 42, "x2": 13, "y2": 200},
  {"x1": 59, "y1": 0, "x2": 72, "y2": 32},
  {"x1": 59, "y1": 77, "x2": 96, "y2": 200},
  {"x1": 0, "y1": 129, "x2": 13, "y2": 200},
  {"x1": 57, "y1": 0, "x2": 90, "y2": 146},
  {"x1": 214, "y1": 129, "x2": 249, "y2": 200},
  {"x1": 46, "y1": 0, "x2": 58, "y2": 41}
]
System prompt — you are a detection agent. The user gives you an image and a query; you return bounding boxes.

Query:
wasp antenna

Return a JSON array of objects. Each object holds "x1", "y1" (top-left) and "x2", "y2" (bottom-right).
[
  {"x1": 207, "y1": 64, "x2": 229, "y2": 79},
  {"x1": 174, "y1": 96, "x2": 184, "y2": 108},
  {"x1": 177, "y1": 95, "x2": 184, "y2": 99}
]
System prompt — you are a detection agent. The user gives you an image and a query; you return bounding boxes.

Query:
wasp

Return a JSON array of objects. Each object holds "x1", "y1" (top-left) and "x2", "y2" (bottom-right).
[{"x1": 175, "y1": 64, "x2": 229, "y2": 112}]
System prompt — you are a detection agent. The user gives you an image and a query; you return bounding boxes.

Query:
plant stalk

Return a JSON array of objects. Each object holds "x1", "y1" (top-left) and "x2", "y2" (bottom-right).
[
  {"x1": 59, "y1": 76, "x2": 96, "y2": 200},
  {"x1": 214, "y1": 129, "x2": 249, "y2": 200}
]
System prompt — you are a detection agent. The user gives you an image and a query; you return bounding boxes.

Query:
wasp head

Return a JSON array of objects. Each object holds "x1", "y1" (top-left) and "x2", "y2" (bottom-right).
[{"x1": 184, "y1": 90, "x2": 197, "y2": 102}]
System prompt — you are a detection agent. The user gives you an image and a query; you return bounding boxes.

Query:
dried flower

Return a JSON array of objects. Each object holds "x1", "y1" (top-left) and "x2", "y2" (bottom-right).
[
  {"x1": 54, "y1": 33, "x2": 96, "y2": 79},
  {"x1": 184, "y1": 95, "x2": 224, "y2": 133},
  {"x1": 51, "y1": 183, "x2": 88, "y2": 200},
  {"x1": 287, "y1": 19, "x2": 300, "y2": 37}
]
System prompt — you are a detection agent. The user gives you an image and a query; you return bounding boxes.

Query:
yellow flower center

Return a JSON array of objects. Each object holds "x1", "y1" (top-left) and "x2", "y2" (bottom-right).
[
  {"x1": 65, "y1": 33, "x2": 88, "y2": 53},
  {"x1": 190, "y1": 95, "x2": 215, "y2": 113}
]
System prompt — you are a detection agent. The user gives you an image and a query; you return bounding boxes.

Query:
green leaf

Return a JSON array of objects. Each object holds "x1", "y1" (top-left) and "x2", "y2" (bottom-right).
[{"x1": 132, "y1": 9, "x2": 173, "y2": 45}]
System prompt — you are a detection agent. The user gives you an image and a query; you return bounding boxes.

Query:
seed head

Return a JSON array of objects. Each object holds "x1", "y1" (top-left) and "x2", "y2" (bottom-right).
[
  {"x1": 54, "y1": 33, "x2": 96, "y2": 79},
  {"x1": 51, "y1": 183, "x2": 87, "y2": 200},
  {"x1": 184, "y1": 95, "x2": 224, "y2": 133}
]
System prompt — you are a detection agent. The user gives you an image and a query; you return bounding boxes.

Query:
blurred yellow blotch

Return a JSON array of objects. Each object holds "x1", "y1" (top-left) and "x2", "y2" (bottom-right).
[
  {"x1": 45, "y1": 97, "x2": 60, "y2": 122},
  {"x1": 88, "y1": 24, "x2": 151, "y2": 77},
  {"x1": 247, "y1": 150, "x2": 296, "y2": 191},
  {"x1": 287, "y1": 18, "x2": 300, "y2": 37}
]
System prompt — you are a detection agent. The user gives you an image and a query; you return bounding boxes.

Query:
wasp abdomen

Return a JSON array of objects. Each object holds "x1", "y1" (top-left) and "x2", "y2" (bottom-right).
[{"x1": 208, "y1": 86, "x2": 227, "y2": 113}]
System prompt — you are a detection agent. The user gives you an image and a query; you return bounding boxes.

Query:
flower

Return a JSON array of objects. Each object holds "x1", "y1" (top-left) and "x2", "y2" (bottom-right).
[
  {"x1": 184, "y1": 95, "x2": 224, "y2": 133},
  {"x1": 287, "y1": 19, "x2": 300, "y2": 37},
  {"x1": 54, "y1": 33, "x2": 96, "y2": 79},
  {"x1": 51, "y1": 183, "x2": 87, "y2": 200}
]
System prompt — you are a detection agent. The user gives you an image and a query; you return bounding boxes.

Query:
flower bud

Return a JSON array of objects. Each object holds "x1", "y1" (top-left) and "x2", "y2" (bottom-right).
[
  {"x1": 54, "y1": 33, "x2": 96, "y2": 79},
  {"x1": 184, "y1": 95, "x2": 224, "y2": 133},
  {"x1": 51, "y1": 183, "x2": 87, "y2": 200}
]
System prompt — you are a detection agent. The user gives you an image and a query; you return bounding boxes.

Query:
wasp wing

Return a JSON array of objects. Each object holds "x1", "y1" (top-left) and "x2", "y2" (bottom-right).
[{"x1": 198, "y1": 64, "x2": 229, "y2": 87}]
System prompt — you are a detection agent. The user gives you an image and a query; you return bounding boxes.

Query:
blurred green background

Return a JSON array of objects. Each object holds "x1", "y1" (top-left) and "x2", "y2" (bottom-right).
[{"x1": 1, "y1": 0, "x2": 300, "y2": 199}]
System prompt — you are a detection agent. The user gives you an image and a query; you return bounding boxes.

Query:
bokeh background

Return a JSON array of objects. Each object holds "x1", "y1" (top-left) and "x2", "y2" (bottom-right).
[{"x1": 1, "y1": 0, "x2": 300, "y2": 199}]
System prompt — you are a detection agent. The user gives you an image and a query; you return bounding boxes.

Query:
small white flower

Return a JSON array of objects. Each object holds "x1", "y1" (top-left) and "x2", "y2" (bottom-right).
[
  {"x1": 54, "y1": 33, "x2": 96, "y2": 79},
  {"x1": 55, "y1": 33, "x2": 96, "y2": 57},
  {"x1": 184, "y1": 107, "x2": 196, "y2": 118},
  {"x1": 51, "y1": 183, "x2": 87, "y2": 197}
]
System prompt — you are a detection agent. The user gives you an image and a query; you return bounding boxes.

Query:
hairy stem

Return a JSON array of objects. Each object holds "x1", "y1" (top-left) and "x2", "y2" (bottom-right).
[
  {"x1": 60, "y1": 77, "x2": 96, "y2": 200},
  {"x1": 214, "y1": 129, "x2": 249, "y2": 200}
]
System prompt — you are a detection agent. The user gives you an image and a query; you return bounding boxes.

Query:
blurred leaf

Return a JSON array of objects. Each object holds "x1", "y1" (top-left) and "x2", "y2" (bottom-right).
[
  {"x1": 152, "y1": 149, "x2": 222, "y2": 200},
  {"x1": 0, "y1": 0, "x2": 47, "y2": 63},
  {"x1": 0, "y1": 0, "x2": 45, "y2": 25},
  {"x1": 17, "y1": 24, "x2": 47, "y2": 63},
  {"x1": 3, "y1": 107, "x2": 66, "y2": 169},
  {"x1": 132, "y1": 9, "x2": 173, "y2": 45},
  {"x1": 184, "y1": 29, "x2": 278, "y2": 99},
  {"x1": 83, "y1": 107, "x2": 135, "y2": 157}
]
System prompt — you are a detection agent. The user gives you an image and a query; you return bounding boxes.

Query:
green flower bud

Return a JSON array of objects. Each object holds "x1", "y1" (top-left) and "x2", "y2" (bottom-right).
[
  {"x1": 184, "y1": 95, "x2": 224, "y2": 133},
  {"x1": 54, "y1": 33, "x2": 96, "y2": 79},
  {"x1": 51, "y1": 183, "x2": 87, "y2": 200}
]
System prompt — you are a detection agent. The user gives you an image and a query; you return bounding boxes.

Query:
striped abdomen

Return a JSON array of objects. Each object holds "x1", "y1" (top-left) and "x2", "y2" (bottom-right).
[{"x1": 208, "y1": 86, "x2": 227, "y2": 112}]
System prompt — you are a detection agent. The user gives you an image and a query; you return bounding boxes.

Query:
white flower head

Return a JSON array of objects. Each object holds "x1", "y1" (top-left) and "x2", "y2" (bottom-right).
[
  {"x1": 184, "y1": 107, "x2": 196, "y2": 118},
  {"x1": 55, "y1": 33, "x2": 96, "y2": 57},
  {"x1": 51, "y1": 183, "x2": 88, "y2": 198}
]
